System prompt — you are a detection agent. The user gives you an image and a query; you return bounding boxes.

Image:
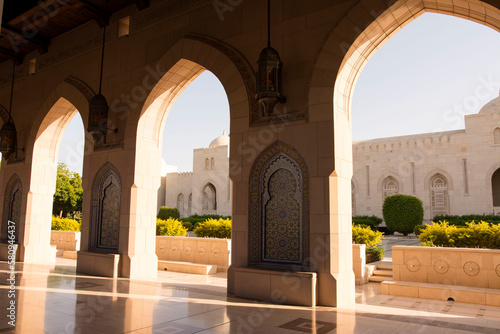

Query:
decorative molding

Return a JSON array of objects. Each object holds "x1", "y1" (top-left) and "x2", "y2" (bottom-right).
[
  {"x1": 63, "y1": 76, "x2": 96, "y2": 103},
  {"x1": 0, "y1": 105, "x2": 9, "y2": 123},
  {"x1": 37, "y1": 25, "x2": 117, "y2": 73}
]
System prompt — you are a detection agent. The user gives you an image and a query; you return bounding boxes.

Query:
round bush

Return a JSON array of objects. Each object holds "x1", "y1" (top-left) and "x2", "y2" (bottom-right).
[
  {"x1": 157, "y1": 206, "x2": 180, "y2": 220},
  {"x1": 156, "y1": 218, "x2": 187, "y2": 236},
  {"x1": 383, "y1": 194, "x2": 424, "y2": 236}
]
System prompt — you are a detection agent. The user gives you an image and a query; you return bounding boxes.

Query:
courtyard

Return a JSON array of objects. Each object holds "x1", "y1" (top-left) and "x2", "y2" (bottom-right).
[{"x1": 1, "y1": 254, "x2": 500, "y2": 333}]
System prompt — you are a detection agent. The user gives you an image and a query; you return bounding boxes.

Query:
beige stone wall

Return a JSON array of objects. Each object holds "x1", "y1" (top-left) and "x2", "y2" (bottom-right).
[
  {"x1": 156, "y1": 236, "x2": 231, "y2": 272},
  {"x1": 50, "y1": 231, "x2": 81, "y2": 252},
  {"x1": 353, "y1": 108, "x2": 500, "y2": 221},
  {"x1": 392, "y1": 245, "x2": 500, "y2": 289}
]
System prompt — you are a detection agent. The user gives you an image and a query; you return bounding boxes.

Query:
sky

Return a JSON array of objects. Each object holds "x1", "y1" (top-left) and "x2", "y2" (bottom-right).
[{"x1": 57, "y1": 12, "x2": 500, "y2": 175}]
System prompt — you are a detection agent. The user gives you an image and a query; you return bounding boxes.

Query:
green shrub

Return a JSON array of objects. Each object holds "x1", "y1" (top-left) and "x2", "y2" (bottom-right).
[
  {"x1": 366, "y1": 248, "x2": 384, "y2": 263},
  {"x1": 157, "y1": 207, "x2": 180, "y2": 220},
  {"x1": 182, "y1": 221, "x2": 194, "y2": 231},
  {"x1": 51, "y1": 216, "x2": 81, "y2": 231},
  {"x1": 413, "y1": 224, "x2": 427, "y2": 236},
  {"x1": 383, "y1": 194, "x2": 424, "y2": 236},
  {"x1": 352, "y1": 224, "x2": 384, "y2": 248},
  {"x1": 352, "y1": 215, "x2": 383, "y2": 228},
  {"x1": 181, "y1": 214, "x2": 231, "y2": 228},
  {"x1": 194, "y1": 218, "x2": 231, "y2": 238},
  {"x1": 432, "y1": 214, "x2": 500, "y2": 226},
  {"x1": 156, "y1": 218, "x2": 187, "y2": 236},
  {"x1": 418, "y1": 221, "x2": 500, "y2": 249}
]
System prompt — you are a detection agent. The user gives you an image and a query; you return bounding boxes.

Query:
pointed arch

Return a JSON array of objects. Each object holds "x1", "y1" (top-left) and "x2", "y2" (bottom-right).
[
  {"x1": 177, "y1": 193, "x2": 185, "y2": 217},
  {"x1": 1, "y1": 174, "x2": 22, "y2": 242},
  {"x1": 89, "y1": 162, "x2": 121, "y2": 252},
  {"x1": 202, "y1": 183, "x2": 217, "y2": 212},
  {"x1": 382, "y1": 176, "x2": 399, "y2": 199},
  {"x1": 248, "y1": 141, "x2": 310, "y2": 269},
  {"x1": 494, "y1": 127, "x2": 500, "y2": 144},
  {"x1": 492, "y1": 168, "x2": 500, "y2": 207}
]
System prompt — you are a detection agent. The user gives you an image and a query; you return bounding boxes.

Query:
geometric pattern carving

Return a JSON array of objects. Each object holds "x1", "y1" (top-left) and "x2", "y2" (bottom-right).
[
  {"x1": 1, "y1": 174, "x2": 22, "y2": 243},
  {"x1": 249, "y1": 141, "x2": 309, "y2": 269},
  {"x1": 89, "y1": 163, "x2": 121, "y2": 252},
  {"x1": 406, "y1": 258, "x2": 420, "y2": 272},
  {"x1": 463, "y1": 261, "x2": 480, "y2": 276},
  {"x1": 433, "y1": 260, "x2": 449, "y2": 274}
]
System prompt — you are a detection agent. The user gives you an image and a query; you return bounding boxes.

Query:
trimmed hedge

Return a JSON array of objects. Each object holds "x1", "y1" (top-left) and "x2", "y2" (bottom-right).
[
  {"x1": 352, "y1": 215, "x2": 383, "y2": 228},
  {"x1": 352, "y1": 224, "x2": 384, "y2": 248},
  {"x1": 51, "y1": 217, "x2": 81, "y2": 231},
  {"x1": 157, "y1": 207, "x2": 180, "y2": 220},
  {"x1": 418, "y1": 221, "x2": 500, "y2": 249},
  {"x1": 194, "y1": 218, "x2": 231, "y2": 238},
  {"x1": 432, "y1": 214, "x2": 500, "y2": 226},
  {"x1": 383, "y1": 194, "x2": 424, "y2": 236},
  {"x1": 156, "y1": 218, "x2": 187, "y2": 236},
  {"x1": 181, "y1": 214, "x2": 231, "y2": 228}
]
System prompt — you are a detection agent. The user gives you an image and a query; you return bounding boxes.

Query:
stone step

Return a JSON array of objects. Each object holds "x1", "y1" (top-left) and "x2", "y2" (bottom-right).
[
  {"x1": 158, "y1": 260, "x2": 217, "y2": 275},
  {"x1": 369, "y1": 275, "x2": 392, "y2": 283},
  {"x1": 373, "y1": 269, "x2": 393, "y2": 277},
  {"x1": 376, "y1": 264, "x2": 393, "y2": 271}
]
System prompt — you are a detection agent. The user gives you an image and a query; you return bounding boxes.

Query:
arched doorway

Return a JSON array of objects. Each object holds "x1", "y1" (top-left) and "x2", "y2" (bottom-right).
[{"x1": 492, "y1": 168, "x2": 500, "y2": 211}]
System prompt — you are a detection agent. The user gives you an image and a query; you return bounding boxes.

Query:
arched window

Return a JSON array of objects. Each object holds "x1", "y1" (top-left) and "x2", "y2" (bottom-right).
[
  {"x1": 430, "y1": 174, "x2": 449, "y2": 217},
  {"x1": 89, "y1": 163, "x2": 121, "y2": 252},
  {"x1": 1, "y1": 175, "x2": 22, "y2": 243},
  {"x1": 202, "y1": 183, "x2": 217, "y2": 211},
  {"x1": 494, "y1": 128, "x2": 500, "y2": 145},
  {"x1": 205, "y1": 158, "x2": 210, "y2": 170},
  {"x1": 492, "y1": 168, "x2": 500, "y2": 207},
  {"x1": 382, "y1": 176, "x2": 399, "y2": 199},
  {"x1": 188, "y1": 193, "x2": 192, "y2": 216},
  {"x1": 177, "y1": 193, "x2": 185, "y2": 217},
  {"x1": 210, "y1": 157, "x2": 215, "y2": 169}
]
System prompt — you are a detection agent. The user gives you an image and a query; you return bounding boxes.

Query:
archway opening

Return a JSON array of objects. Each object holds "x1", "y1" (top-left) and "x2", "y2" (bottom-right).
[
  {"x1": 342, "y1": 7, "x2": 500, "y2": 220},
  {"x1": 492, "y1": 168, "x2": 500, "y2": 208}
]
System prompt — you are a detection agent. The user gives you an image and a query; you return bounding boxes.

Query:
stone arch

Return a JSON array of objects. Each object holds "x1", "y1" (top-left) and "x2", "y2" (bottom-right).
[
  {"x1": 429, "y1": 173, "x2": 450, "y2": 217},
  {"x1": 248, "y1": 141, "x2": 310, "y2": 269},
  {"x1": 1, "y1": 174, "x2": 22, "y2": 242},
  {"x1": 177, "y1": 193, "x2": 185, "y2": 217},
  {"x1": 494, "y1": 127, "x2": 500, "y2": 144},
  {"x1": 309, "y1": 0, "x2": 500, "y2": 121},
  {"x1": 89, "y1": 162, "x2": 121, "y2": 252},
  {"x1": 202, "y1": 183, "x2": 217, "y2": 211},
  {"x1": 377, "y1": 172, "x2": 403, "y2": 196},
  {"x1": 381, "y1": 176, "x2": 400, "y2": 199},
  {"x1": 205, "y1": 158, "x2": 210, "y2": 170},
  {"x1": 424, "y1": 168, "x2": 454, "y2": 191}
]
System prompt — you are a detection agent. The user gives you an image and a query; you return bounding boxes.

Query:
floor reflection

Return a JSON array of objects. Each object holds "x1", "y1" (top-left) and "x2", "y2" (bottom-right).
[{"x1": 0, "y1": 257, "x2": 499, "y2": 333}]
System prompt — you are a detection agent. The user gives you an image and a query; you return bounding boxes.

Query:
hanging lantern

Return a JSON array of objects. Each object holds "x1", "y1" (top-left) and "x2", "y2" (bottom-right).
[
  {"x1": 256, "y1": 0, "x2": 285, "y2": 116},
  {"x1": 87, "y1": 93, "x2": 109, "y2": 143},
  {"x1": 256, "y1": 46, "x2": 284, "y2": 116},
  {"x1": 0, "y1": 121, "x2": 17, "y2": 159}
]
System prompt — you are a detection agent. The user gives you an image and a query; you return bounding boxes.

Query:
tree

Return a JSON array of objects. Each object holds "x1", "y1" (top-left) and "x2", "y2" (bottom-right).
[{"x1": 53, "y1": 163, "x2": 83, "y2": 218}]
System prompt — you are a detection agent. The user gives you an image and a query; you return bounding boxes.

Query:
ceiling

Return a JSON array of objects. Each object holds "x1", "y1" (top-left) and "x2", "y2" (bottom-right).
[{"x1": 1, "y1": 0, "x2": 148, "y2": 64}]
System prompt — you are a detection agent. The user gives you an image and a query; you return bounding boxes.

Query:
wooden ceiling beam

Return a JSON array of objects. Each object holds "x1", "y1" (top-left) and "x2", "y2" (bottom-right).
[{"x1": 1, "y1": 25, "x2": 50, "y2": 54}]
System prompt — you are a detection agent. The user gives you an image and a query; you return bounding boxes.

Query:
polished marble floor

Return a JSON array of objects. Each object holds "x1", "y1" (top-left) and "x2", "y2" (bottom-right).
[{"x1": 1, "y1": 257, "x2": 500, "y2": 333}]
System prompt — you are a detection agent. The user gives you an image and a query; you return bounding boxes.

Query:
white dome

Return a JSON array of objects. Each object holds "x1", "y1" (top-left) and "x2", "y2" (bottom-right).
[
  {"x1": 479, "y1": 93, "x2": 500, "y2": 114},
  {"x1": 209, "y1": 130, "x2": 229, "y2": 148}
]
